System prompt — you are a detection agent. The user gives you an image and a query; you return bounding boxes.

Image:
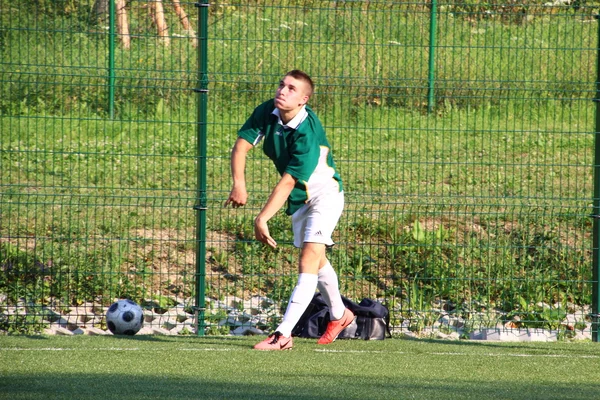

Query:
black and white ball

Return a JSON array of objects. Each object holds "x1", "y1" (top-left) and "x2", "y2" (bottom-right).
[{"x1": 105, "y1": 299, "x2": 144, "y2": 335}]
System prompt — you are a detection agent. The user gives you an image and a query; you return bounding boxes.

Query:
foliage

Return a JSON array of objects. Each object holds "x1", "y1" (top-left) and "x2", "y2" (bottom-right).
[
  {"x1": 3, "y1": 1, "x2": 598, "y2": 116},
  {"x1": 506, "y1": 297, "x2": 568, "y2": 330},
  {"x1": 0, "y1": 312, "x2": 47, "y2": 335},
  {"x1": 1, "y1": 1, "x2": 595, "y2": 335},
  {"x1": 0, "y1": 241, "x2": 147, "y2": 332}
]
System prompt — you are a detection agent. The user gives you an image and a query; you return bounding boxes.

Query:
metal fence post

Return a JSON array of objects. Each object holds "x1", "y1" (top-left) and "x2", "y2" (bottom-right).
[
  {"x1": 108, "y1": 0, "x2": 116, "y2": 119},
  {"x1": 194, "y1": 0, "x2": 209, "y2": 337},
  {"x1": 592, "y1": 15, "x2": 600, "y2": 343},
  {"x1": 427, "y1": 0, "x2": 437, "y2": 114}
]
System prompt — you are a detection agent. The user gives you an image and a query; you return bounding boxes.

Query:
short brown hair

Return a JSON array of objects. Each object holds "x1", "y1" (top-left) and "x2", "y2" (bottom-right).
[{"x1": 285, "y1": 69, "x2": 314, "y2": 97}]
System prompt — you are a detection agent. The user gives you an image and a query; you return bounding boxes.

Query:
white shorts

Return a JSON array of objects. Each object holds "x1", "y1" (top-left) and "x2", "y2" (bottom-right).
[{"x1": 291, "y1": 190, "x2": 344, "y2": 248}]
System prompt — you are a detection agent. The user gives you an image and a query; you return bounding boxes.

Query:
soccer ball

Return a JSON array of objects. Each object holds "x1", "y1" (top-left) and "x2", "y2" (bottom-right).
[{"x1": 105, "y1": 299, "x2": 144, "y2": 335}]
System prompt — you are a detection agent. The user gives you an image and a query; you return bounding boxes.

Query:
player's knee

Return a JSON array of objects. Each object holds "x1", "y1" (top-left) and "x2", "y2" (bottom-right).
[{"x1": 299, "y1": 243, "x2": 325, "y2": 272}]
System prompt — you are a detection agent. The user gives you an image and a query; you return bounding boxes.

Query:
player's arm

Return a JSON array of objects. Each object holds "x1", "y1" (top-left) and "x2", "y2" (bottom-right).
[
  {"x1": 224, "y1": 137, "x2": 254, "y2": 208},
  {"x1": 254, "y1": 172, "x2": 297, "y2": 248}
]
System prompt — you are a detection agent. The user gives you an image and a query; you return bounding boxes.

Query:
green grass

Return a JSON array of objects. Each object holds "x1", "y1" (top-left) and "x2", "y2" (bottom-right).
[{"x1": 1, "y1": 335, "x2": 599, "y2": 400}]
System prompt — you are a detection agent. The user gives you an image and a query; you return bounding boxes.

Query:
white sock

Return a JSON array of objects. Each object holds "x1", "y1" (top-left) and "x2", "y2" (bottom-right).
[
  {"x1": 276, "y1": 273, "x2": 318, "y2": 337},
  {"x1": 317, "y1": 262, "x2": 346, "y2": 320}
]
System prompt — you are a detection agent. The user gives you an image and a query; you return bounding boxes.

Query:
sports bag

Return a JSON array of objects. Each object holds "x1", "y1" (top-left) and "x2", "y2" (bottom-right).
[{"x1": 292, "y1": 293, "x2": 391, "y2": 340}]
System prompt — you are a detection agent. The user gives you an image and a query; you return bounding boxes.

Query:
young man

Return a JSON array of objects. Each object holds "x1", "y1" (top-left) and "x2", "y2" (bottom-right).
[{"x1": 224, "y1": 70, "x2": 354, "y2": 350}]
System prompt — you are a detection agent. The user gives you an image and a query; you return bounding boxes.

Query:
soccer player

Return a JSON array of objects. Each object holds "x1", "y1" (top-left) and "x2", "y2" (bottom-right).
[{"x1": 224, "y1": 70, "x2": 354, "y2": 350}]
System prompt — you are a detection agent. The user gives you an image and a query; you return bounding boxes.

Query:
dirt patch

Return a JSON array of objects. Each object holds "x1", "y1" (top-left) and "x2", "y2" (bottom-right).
[
  {"x1": 0, "y1": 236, "x2": 39, "y2": 252},
  {"x1": 126, "y1": 228, "x2": 238, "y2": 299}
]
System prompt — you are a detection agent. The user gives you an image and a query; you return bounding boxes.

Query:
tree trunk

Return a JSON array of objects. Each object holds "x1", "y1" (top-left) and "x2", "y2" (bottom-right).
[
  {"x1": 151, "y1": 0, "x2": 170, "y2": 46},
  {"x1": 91, "y1": 0, "x2": 109, "y2": 24},
  {"x1": 116, "y1": 0, "x2": 131, "y2": 49},
  {"x1": 171, "y1": 0, "x2": 197, "y2": 47}
]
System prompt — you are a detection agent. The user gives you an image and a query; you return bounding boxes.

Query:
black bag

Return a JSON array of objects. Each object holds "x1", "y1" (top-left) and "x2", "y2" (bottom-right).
[{"x1": 292, "y1": 293, "x2": 391, "y2": 340}]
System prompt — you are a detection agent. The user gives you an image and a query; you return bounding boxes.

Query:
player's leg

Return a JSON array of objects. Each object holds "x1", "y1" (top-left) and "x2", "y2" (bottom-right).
[
  {"x1": 253, "y1": 267, "x2": 316, "y2": 350},
  {"x1": 269, "y1": 259, "x2": 319, "y2": 337},
  {"x1": 254, "y1": 204, "x2": 317, "y2": 350},
  {"x1": 301, "y1": 190, "x2": 345, "y2": 318},
  {"x1": 317, "y1": 260, "x2": 345, "y2": 320},
  {"x1": 303, "y1": 190, "x2": 354, "y2": 344},
  {"x1": 297, "y1": 243, "x2": 355, "y2": 344},
  {"x1": 254, "y1": 190, "x2": 351, "y2": 350},
  {"x1": 254, "y1": 258, "x2": 320, "y2": 351}
]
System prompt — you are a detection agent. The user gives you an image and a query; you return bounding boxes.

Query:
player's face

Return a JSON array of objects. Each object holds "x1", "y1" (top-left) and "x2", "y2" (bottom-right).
[{"x1": 274, "y1": 76, "x2": 310, "y2": 112}]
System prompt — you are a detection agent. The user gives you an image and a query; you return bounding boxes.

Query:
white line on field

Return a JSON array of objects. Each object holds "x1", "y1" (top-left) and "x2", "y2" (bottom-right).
[
  {"x1": 179, "y1": 348, "x2": 233, "y2": 351},
  {"x1": 0, "y1": 348, "x2": 140, "y2": 351},
  {"x1": 0, "y1": 347, "x2": 233, "y2": 352},
  {"x1": 1, "y1": 347, "x2": 598, "y2": 359},
  {"x1": 315, "y1": 349, "x2": 600, "y2": 358}
]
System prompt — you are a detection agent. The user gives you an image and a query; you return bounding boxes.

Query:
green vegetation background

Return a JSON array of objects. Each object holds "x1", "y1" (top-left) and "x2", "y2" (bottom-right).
[{"x1": 0, "y1": 1, "x2": 598, "y2": 334}]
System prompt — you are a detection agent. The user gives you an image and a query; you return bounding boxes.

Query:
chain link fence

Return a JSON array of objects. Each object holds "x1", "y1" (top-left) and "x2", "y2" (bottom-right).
[{"x1": 1, "y1": 0, "x2": 598, "y2": 341}]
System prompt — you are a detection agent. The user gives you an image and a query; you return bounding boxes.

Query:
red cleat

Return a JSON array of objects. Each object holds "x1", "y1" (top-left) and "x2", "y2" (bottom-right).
[
  {"x1": 253, "y1": 331, "x2": 293, "y2": 351},
  {"x1": 317, "y1": 308, "x2": 355, "y2": 344}
]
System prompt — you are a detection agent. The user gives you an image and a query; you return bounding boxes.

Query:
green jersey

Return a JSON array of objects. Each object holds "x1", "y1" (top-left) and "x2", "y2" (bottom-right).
[{"x1": 238, "y1": 99, "x2": 343, "y2": 215}]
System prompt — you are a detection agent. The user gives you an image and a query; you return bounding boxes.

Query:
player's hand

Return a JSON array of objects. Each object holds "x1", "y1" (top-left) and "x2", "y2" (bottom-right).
[
  {"x1": 254, "y1": 218, "x2": 277, "y2": 249},
  {"x1": 224, "y1": 186, "x2": 248, "y2": 208}
]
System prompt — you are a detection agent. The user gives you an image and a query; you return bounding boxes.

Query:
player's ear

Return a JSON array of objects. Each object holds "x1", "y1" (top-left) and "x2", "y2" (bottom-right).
[
  {"x1": 300, "y1": 92, "x2": 310, "y2": 106},
  {"x1": 300, "y1": 81, "x2": 311, "y2": 105}
]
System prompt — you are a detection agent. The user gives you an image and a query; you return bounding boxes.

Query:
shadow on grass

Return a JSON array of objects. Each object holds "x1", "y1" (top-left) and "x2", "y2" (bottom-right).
[
  {"x1": 1, "y1": 371, "x2": 599, "y2": 400},
  {"x1": 5, "y1": 335, "x2": 599, "y2": 400}
]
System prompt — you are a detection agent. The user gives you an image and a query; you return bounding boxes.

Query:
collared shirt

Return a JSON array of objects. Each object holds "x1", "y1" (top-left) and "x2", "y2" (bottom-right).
[{"x1": 238, "y1": 99, "x2": 343, "y2": 215}]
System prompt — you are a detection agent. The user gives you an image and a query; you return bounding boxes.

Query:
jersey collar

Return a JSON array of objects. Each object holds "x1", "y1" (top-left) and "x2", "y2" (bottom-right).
[{"x1": 272, "y1": 105, "x2": 308, "y2": 130}]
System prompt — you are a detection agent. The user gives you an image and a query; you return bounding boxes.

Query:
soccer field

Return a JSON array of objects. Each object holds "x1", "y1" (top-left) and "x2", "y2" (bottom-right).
[{"x1": 0, "y1": 336, "x2": 598, "y2": 400}]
